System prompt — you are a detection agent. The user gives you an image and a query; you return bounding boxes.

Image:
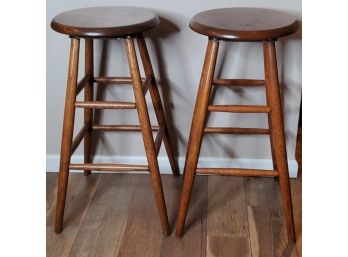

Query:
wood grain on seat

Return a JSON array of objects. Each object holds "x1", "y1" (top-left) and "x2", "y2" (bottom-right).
[
  {"x1": 190, "y1": 8, "x2": 299, "y2": 41},
  {"x1": 51, "y1": 6, "x2": 159, "y2": 38}
]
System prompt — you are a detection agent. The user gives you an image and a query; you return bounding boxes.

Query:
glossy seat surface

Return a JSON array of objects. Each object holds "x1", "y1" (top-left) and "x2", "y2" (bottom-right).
[
  {"x1": 51, "y1": 6, "x2": 159, "y2": 38},
  {"x1": 190, "y1": 8, "x2": 299, "y2": 41}
]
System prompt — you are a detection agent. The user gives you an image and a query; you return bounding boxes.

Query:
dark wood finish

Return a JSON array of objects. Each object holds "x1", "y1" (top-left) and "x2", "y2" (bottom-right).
[
  {"x1": 176, "y1": 39, "x2": 219, "y2": 237},
  {"x1": 51, "y1": 6, "x2": 159, "y2": 38},
  {"x1": 84, "y1": 39, "x2": 94, "y2": 176},
  {"x1": 264, "y1": 40, "x2": 296, "y2": 243},
  {"x1": 204, "y1": 127, "x2": 269, "y2": 134},
  {"x1": 55, "y1": 38, "x2": 80, "y2": 233},
  {"x1": 75, "y1": 101, "x2": 136, "y2": 109},
  {"x1": 137, "y1": 35, "x2": 180, "y2": 177},
  {"x1": 54, "y1": 33, "x2": 178, "y2": 235},
  {"x1": 94, "y1": 76, "x2": 145, "y2": 84},
  {"x1": 196, "y1": 168, "x2": 278, "y2": 177},
  {"x1": 176, "y1": 10, "x2": 298, "y2": 242},
  {"x1": 207, "y1": 105, "x2": 270, "y2": 113},
  {"x1": 92, "y1": 124, "x2": 160, "y2": 131},
  {"x1": 190, "y1": 8, "x2": 299, "y2": 41},
  {"x1": 125, "y1": 37, "x2": 170, "y2": 236},
  {"x1": 69, "y1": 163, "x2": 149, "y2": 172},
  {"x1": 213, "y1": 79, "x2": 265, "y2": 86},
  {"x1": 71, "y1": 124, "x2": 89, "y2": 154}
]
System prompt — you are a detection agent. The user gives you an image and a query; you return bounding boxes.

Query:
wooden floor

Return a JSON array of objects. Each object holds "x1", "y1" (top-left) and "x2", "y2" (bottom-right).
[{"x1": 47, "y1": 134, "x2": 301, "y2": 257}]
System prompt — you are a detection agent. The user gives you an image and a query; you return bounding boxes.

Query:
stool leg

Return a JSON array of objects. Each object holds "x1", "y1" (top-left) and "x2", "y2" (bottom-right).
[
  {"x1": 125, "y1": 37, "x2": 170, "y2": 236},
  {"x1": 55, "y1": 38, "x2": 80, "y2": 233},
  {"x1": 268, "y1": 114, "x2": 278, "y2": 181},
  {"x1": 136, "y1": 35, "x2": 180, "y2": 177},
  {"x1": 84, "y1": 38, "x2": 94, "y2": 176},
  {"x1": 263, "y1": 40, "x2": 296, "y2": 243},
  {"x1": 175, "y1": 39, "x2": 219, "y2": 237}
]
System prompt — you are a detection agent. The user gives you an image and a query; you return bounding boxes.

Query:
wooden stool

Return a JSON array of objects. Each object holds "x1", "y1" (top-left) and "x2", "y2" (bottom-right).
[
  {"x1": 51, "y1": 6, "x2": 179, "y2": 236},
  {"x1": 175, "y1": 8, "x2": 299, "y2": 242}
]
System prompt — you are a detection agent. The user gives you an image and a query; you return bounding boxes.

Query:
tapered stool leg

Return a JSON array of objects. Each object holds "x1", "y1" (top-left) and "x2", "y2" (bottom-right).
[
  {"x1": 136, "y1": 35, "x2": 180, "y2": 177},
  {"x1": 263, "y1": 40, "x2": 296, "y2": 243},
  {"x1": 55, "y1": 38, "x2": 80, "y2": 233},
  {"x1": 125, "y1": 37, "x2": 170, "y2": 236},
  {"x1": 84, "y1": 38, "x2": 94, "y2": 176},
  {"x1": 175, "y1": 39, "x2": 219, "y2": 237}
]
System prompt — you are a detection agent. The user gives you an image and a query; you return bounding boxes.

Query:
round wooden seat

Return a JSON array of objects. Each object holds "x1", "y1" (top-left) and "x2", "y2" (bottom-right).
[
  {"x1": 51, "y1": 6, "x2": 159, "y2": 38},
  {"x1": 190, "y1": 8, "x2": 299, "y2": 41}
]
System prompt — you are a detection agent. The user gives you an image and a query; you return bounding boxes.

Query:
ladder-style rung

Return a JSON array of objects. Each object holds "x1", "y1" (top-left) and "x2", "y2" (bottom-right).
[
  {"x1": 208, "y1": 105, "x2": 270, "y2": 113},
  {"x1": 92, "y1": 124, "x2": 160, "y2": 132},
  {"x1": 196, "y1": 167, "x2": 278, "y2": 177},
  {"x1": 76, "y1": 75, "x2": 91, "y2": 95},
  {"x1": 94, "y1": 76, "x2": 145, "y2": 84},
  {"x1": 75, "y1": 101, "x2": 136, "y2": 109},
  {"x1": 71, "y1": 124, "x2": 89, "y2": 154},
  {"x1": 69, "y1": 163, "x2": 149, "y2": 172},
  {"x1": 204, "y1": 127, "x2": 269, "y2": 134},
  {"x1": 213, "y1": 79, "x2": 265, "y2": 87}
]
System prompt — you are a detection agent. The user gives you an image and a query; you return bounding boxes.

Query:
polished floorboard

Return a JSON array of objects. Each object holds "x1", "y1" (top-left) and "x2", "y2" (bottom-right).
[{"x1": 46, "y1": 134, "x2": 302, "y2": 257}]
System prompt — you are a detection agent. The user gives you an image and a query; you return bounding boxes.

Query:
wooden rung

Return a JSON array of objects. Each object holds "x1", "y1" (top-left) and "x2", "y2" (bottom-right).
[
  {"x1": 143, "y1": 77, "x2": 152, "y2": 95},
  {"x1": 204, "y1": 127, "x2": 270, "y2": 134},
  {"x1": 196, "y1": 168, "x2": 278, "y2": 177},
  {"x1": 76, "y1": 75, "x2": 91, "y2": 95},
  {"x1": 75, "y1": 101, "x2": 136, "y2": 109},
  {"x1": 71, "y1": 124, "x2": 89, "y2": 154},
  {"x1": 208, "y1": 105, "x2": 270, "y2": 113},
  {"x1": 154, "y1": 127, "x2": 164, "y2": 156},
  {"x1": 213, "y1": 79, "x2": 265, "y2": 86},
  {"x1": 69, "y1": 163, "x2": 149, "y2": 172},
  {"x1": 94, "y1": 77, "x2": 145, "y2": 84},
  {"x1": 92, "y1": 124, "x2": 160, "y2": 131}
]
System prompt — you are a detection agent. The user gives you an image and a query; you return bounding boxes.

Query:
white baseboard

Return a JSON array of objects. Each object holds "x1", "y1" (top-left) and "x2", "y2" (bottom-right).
[{"x1": 46, "y1": 155, "x2": 298, "y2": 178}]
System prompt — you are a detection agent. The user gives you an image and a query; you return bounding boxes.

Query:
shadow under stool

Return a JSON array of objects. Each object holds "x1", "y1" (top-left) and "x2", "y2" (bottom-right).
[
  {"x1": 50, "y1": 6, "x2": 179, "y2": 236},
  {"x1": 175, "y1": 8, "x2": 299, "y2": 243}
]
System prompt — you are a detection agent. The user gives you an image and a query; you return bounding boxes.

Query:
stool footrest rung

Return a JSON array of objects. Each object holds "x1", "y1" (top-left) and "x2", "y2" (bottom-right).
[
  {"x1": 94, "y1": 76, "x2": 145, "y2": 84},
  {"x1": 213, "y1": 79, "x2": 265, "y2": 86},
  {"x1": 196, "y1": 167, "x2": 278, "y2": 177},
  {"x1": 75, "y1": 101, "x2": 136, "y2": 109},
  {"x1": 208, "y1": 105, "x2": 270, "y2": 113},
  {"x1": 76, "y1": 75, "x2": 91, "y2": 95},
  {"x1": 92, "y1": 124, "x2": 160, "y2": 132},
  {"x1": 69, "y1": 163, "x2": 149, "y2": 172},
  {"x1": 71, "y1": 124, "x2": 89, "y2": 154},
  {"x1": 204, "y1": 127, "x2": 269, "y2": 134}
]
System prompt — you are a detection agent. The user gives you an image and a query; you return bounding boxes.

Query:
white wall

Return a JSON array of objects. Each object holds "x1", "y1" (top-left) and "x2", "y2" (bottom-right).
[{"x1": 46, "y1": 0, "x2": 302, "y2": 173}]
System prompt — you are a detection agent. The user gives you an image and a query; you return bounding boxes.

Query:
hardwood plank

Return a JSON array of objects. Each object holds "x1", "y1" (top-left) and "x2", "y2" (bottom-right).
[
  {"x1": 47, "y1": 226, "x2": 79, "y2": 257},
  {"x1": 160, "y1": 175, "x2": 208, "y2": 257},
  {"x1": 114, "y1": 174, "x2": 164, "y2": 257},
  {"x1": 247, "y1": 205, "x2": 295, "y2": 257},
  {"x1": 244, "y1": 177, "x2": 279, "y2": 208},
  {"x1": 245, "y1": 177, "x2": 297, "y2": 257},
  {"x1": 47, "y1": 173, "x2": 101, "y2": 227},
  {"x1": 68, "y1": 174, "x2": 138, "y2": 257},
  {"x1": 207, "y1": 236, "x2": 251, "y2": 257},
  {"x1": 207, "y1": 176, "x2": 249, "y2": 237},
  {"x1": 47, "y1": 173, "x2": 58, "y2": 211}
]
